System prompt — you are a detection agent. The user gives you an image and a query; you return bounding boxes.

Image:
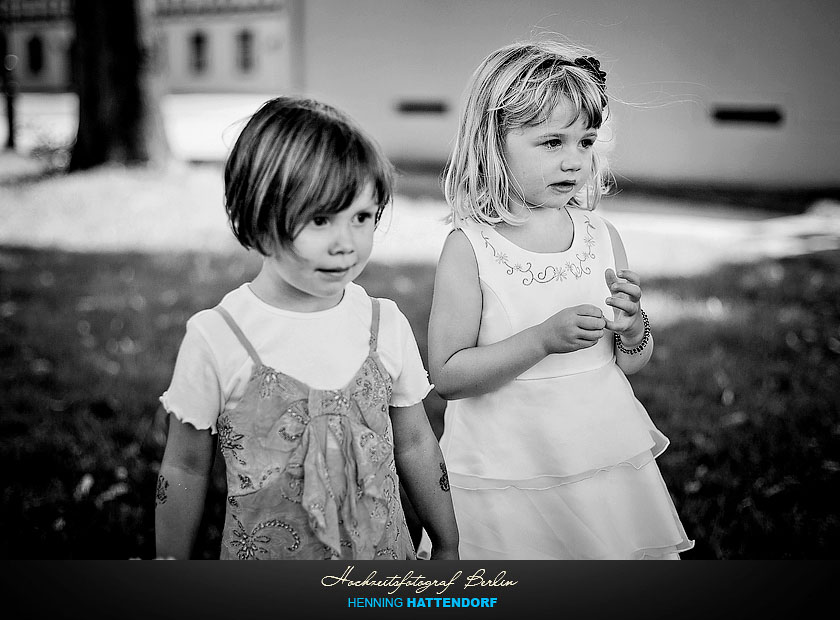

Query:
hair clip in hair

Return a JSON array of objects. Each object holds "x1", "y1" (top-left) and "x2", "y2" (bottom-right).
[{"x1": 573, "y1": 56, "x2": 607, "y2": 86}]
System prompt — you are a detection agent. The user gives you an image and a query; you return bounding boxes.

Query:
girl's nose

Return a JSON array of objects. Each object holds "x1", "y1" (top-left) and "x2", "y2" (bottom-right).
[
  {"x1": 329, "y1": 225, "x2": 355, "y2": 254},
  {"x1": 560, "y1": 152, "x2": 582, "y2": 172}
]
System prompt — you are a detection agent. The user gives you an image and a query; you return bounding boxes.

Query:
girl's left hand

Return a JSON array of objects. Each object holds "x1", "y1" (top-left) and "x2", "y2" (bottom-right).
[{"x1": 604, "y1": 268, "x2": 644, "y2": 341}]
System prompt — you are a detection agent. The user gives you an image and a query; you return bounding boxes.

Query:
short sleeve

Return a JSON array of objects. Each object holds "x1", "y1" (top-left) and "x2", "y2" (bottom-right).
[
  {"x1": 384, "y1": 301, "x2": 433, "y2": 408},
  {"x1": 159, "y1": 319, "x2": 224, "y2": 434}
]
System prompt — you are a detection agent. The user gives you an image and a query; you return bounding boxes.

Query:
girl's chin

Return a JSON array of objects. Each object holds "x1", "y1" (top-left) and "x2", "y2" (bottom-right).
[{"x1": 534, "y1": 198, "x2": 574, "y2": 210}]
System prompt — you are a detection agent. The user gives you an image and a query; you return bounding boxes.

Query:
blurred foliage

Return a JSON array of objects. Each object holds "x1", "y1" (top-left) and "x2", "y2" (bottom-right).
[{"x1": 0, "y1": 244, "x2": 838, "y2": 558}]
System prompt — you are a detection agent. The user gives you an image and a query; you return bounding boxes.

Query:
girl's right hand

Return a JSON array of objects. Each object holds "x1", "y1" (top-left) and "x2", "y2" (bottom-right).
[{"x1": 539, "y1": 304, "x2": 606, "y2": 354}]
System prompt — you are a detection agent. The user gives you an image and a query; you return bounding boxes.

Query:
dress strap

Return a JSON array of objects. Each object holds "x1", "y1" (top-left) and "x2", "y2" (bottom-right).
[
  {"x1": 369, "y1": 298, "x2": 381, "y2": 353},
  {"x1": 213, "y1": 306, "x2": 263, "y2": 365}
]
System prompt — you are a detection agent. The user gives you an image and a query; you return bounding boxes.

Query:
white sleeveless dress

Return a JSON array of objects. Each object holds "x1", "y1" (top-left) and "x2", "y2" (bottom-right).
[{"x1": 438, "y1": 207, "x2": 694, "y2": 559}]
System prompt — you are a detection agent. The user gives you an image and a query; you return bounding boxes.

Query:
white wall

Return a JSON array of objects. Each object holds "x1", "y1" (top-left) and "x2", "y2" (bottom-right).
[
  {"x1": 297, "y1": 0, "x2": 840, "y2": 187},
  {"x1": 6, "y1": 1, "x2": 839, "y2": 186}
]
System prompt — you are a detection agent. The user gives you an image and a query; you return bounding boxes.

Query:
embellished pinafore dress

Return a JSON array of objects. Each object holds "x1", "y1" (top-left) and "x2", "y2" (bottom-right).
[
  {"x1": 438, "y1": 208, "x2": 694, "y2": 559},
  {"x1": 213, "y1": 298, "x2": 416, "y2": 560}
]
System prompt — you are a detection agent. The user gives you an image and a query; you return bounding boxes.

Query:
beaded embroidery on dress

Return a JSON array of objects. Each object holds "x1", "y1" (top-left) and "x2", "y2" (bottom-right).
[{"x1": 213, "y1": 298, "x2": 416, "y2": 560}]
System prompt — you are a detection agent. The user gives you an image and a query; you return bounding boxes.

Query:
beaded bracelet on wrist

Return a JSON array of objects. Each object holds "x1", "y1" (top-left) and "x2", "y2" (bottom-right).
[{"x1": 614, "y1": 309, "x2": 651, "y2": 355}]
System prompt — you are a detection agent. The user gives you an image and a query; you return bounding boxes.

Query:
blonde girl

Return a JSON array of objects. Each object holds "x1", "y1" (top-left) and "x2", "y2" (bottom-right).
[{"x1": 428, "y1": 39, "x2": 693, "y2": 559}]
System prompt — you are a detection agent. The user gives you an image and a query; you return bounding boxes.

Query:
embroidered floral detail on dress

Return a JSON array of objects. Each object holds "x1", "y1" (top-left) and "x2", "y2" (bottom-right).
[
  {"x1": 359, "y1": 430, "x2": 391, "y2": 463},
  {"x1": 217, "y1": 415, "x2": 246, "y2": 465},
  {"x1": 376, "y1": 548, "x2": 399, "y2": 559},
  {"x1": 354, "y1": 375, "x2": 375, "y2": 405},
  {"x1": 259, "y1": 466, "x2": 284, "y2": 485},
  {"x1": 354, "y1": 359, "x2": 389, "y2": 410},
  {"x1": 308, "y1": 502, "x2": 326, "y2": 528},
  {"x1": 278, "y1": 402, "x2": 309, "y2": 442},
  {"x1": 328, "y1": 412, "x2": 347, "y2": 444},
  {"x1": 229, "y1": 514, "x2": 300, "y2": 559},
  {"x1": 255, "y1": 365, "x2": 286, "y2": 399},
  {"x1": 279, "y1": 461, "x2": 304, "y2": 503},
  {"x1": 287, "y1": 461, "x2": 304, "y2": 481},
  {"x1": 382, "y1": 473, "x2": 398, "y2": 540},
  {"x1": 323, "y1": 540, "x2": 354, "y2": 559},
  {"x1": 239, "y1": 474, "x2": 253, "y2": 489},
  {"x1": 323, "y1": 390, "x2": 351, "y2": 414},
  {"x1": 481, "y1": 216, "x2": 597, "y2": 285},
  {"x1": 370, "y1": 499, "x2": 388, "y2": 521},
  {"x1": 279, "y1": 489, "x2": 302, "y2": 503},
  {"x1": 383, "y1": 381, "x2": 392, "y2": 413}
]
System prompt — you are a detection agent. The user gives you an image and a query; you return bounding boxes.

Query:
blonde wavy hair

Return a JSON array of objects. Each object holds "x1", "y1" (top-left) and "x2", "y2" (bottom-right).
[{"x1": 443, "y1": 39, "x2": 610, "y2": 226}]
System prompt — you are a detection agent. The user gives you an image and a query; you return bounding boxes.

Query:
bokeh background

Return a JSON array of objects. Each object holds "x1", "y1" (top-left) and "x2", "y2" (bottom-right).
[{"x1": 1, "y1": 0, "x2": 838, "y2": 559}]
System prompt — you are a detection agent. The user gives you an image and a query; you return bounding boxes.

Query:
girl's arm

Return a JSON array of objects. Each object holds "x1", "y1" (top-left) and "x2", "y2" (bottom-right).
[
  {"x1": 155, "y1": 410, "x2": 216, "y2": 559},
  {"x1": 428, "y1": 230, "x2": 606, "y2": 399},
  {"x1": 391, "y1": 402, "x2": 459, "y2": 559},
  {"x1": 604, "y1": 220, "x2": 653, "y2": 375}
]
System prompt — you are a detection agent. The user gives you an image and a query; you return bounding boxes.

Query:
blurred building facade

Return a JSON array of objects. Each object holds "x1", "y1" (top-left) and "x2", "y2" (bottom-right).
[
  {"x1": 0, "y1": 0, "x2": 73, "y2": 92},
  {"x1": 0, "y1": 0, "x2": 292, "y2": 93},
  {"x1": 1, "y1": 0, "x2": 839, "y2": 188}
]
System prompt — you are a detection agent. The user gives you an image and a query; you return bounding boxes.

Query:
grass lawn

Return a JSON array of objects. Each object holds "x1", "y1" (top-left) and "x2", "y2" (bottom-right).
[{"x1": 1, "y1": 164, "x2": 838, "y2": 559}]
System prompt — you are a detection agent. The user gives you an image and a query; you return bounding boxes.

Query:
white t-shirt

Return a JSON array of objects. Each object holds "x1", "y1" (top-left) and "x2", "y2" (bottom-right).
[{"x1": 160, "y1": 282, "x2": 432, "y2": 434}]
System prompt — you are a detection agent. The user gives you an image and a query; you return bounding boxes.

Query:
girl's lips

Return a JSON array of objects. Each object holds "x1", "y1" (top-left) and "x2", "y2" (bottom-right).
[
  {"x1": 317, "y1": 266, "x2": 354, "y2": 279},
  {"x1": 550, "y1": 182, "x2": 577, "y2": 193},
  {"x1": 319, "y1": 265, "x2": 354, "y2": 272}
]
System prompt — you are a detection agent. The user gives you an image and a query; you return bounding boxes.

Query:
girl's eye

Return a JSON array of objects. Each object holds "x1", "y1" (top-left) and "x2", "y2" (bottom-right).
[
  {"x1": 311, "y1": 216, "x2": 330, "y2": 227},
  {"x1": 544, "y1": 139, "x2": 562, "y2": 150},
  {"x1": 354, "y1": 211, "x2": 375, "y2": 224},
  {"x1": 580, "y1": 139, "x2": 595, "y2": 149}
]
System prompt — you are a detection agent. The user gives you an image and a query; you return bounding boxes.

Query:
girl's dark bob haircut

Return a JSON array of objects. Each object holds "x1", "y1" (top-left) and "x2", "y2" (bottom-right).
[{"x1": 224, "y1": 96, "x2": 394, "y2": 255}]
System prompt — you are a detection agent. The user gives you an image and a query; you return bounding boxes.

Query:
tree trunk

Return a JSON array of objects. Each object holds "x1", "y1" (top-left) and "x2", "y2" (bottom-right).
[
  {"x1": 69, "y1": 0, "x2": 169, "y2": 171},
  {"x1": 1, "y1": 30, "x2": 18, "y2": 150}
]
